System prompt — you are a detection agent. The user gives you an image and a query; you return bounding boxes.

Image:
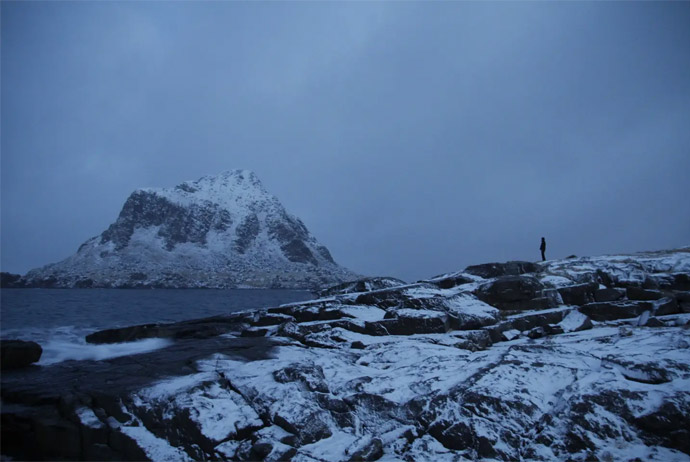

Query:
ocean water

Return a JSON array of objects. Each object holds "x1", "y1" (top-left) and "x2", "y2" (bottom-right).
[{"x1": 0, "y1": 288, "x2": 313, "y2": 365}]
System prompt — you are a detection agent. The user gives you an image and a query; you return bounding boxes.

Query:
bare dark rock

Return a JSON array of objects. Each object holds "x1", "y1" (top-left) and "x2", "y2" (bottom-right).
[
  {"x1": 234, "y1": 213, "x2": 260, "y2": 253},
  {"x1": 503, "y1": 296, "x2": 556, "y2": 311},
  {"x1": 353, "y1": 284, "x2": 444, "y2": 310},
  {"x1": 675, "y1": 291, "x2": 690, "y2": 313},
  {"x1": 464, "y1": 261, "x2": 539, "y2": 279},
  {"x1": 351, "y1": 341, "x2": 366, "y2": 349},
  {"x1": 348, "y1": 437, "x2": 383, "y2": 461},
  {"x1": 579, "y1": 301, "x2": 655, "y2": 321},
  {"x1": 273, "y1": 410, "x2": 332, "y2": 445},
  {"x1": 315, "y1": 245, "x2": 336, "y2": 264},
  {"x1": 254, "y1": 312, "x2": 296, "y2": 326},
  {"x1": 85, "y1": 314, "x2": 246, "y2": 344},
  {"x1": 644, "y1": 317, "x2": 666, "y2": 328},
  {"x1": 250, "y1": 441, "x2": 274, "y2": 459},
  {"x1": 1, "y1": 272, "x2": 27, "y2": 288},
  {"x1": 449, "y1": 330, "x2": 493, "y2": 351},
  {"x1": 101, "y1": 191, "x2": 231, "y2": 251},
  {"x1": 318, "y1": 277, "x2": 406, "y2": 297},
  {"x1": 476, "y1": 275, "x2": 545, "y2": 310},
  {"x1": 427, "y1": 273, "x2": 476, "y2": 289},
  {"x1": 365, "y1": 311, "x2": 450, "y2": 336},
  {"x1": 627, "y1": 287, "x2": 665, "y2": 301},
  {"x1": 344, "y1": 392, "x2": 418, "y2": 423},
  {"x1": 635, "y1": 400, "x2": 690, "y2": 454},
  {"x1": 527, "y1": 324, "x2": 564, "y2": 339},
  {"x1": 506, "y1": 309, "x2": 571, "y2": 333},
  {"x1": 268, "y1": 304, "x2": 321, "y2": 323},
  {"x1": 275, "y1": 322, "x2": 307, "y2": 342},
  {"x1": 319, "y1": 308, "x2": 355, "y2": 321},
  {"x1": 655, "y1": 297, "x2": 680, "y2": 316},
  {"x1": 1, "y1": 340, "x2": 43, "y2": 370},
  {"x1": 241, "y1": 327, "x2": 269, "y2": 337},
  {"x1": 428, "y1": 417, "x2": 506, "y2": 458},
  {"x1": 657, "y1": 273, "x2": 690, "y2": 291},
  {"x1": 557, "y1": 282, "x2": 597, "y2": 306},
  {"x1": 268, "y1": 215, "x2": 319, "y2": 265},
  {"x1": 594, "y1": 287, "x2": 626, "y2": 302},
  {"x1": 273, "y1": 363, "x2": 329, "y2": 393}
]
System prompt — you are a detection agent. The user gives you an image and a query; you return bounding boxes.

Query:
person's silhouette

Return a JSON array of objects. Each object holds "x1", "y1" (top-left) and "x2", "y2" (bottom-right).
[{"x1": 540, "y1": 237, "x2": 546, "y2": 261}]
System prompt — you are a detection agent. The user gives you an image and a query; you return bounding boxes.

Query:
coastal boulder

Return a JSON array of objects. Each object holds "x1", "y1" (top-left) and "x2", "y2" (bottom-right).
[
  {"x1": 365, "y1": 309, "x2": 450, "y2": 336},
  {"x1": 273, "y1": 363, "x2": 329, "y2": 394},
  {"x1": 354, "y1": 284, "x2": 445, "y2": 310},
  {"x1": 656, "y1": 273, "x2": 690, "y2": 291},
  {"x1": 593, "y1": 288, "x2": 626, "y2": 302},
  {"x1": 654, "y1": 297, "x2": 679, "y2": 316},
  {"x1": 444, "y1": 294, "x2": 500, "y2": 330},
  {"x1": 675, "y1": 291, "x2": 690, "y2": 313},
  {"x1": 427, "y1": 272, "x2": 477, "y2": 289},
  {"x1": 626, "y1": 287, "x2": 665, "y2": 301},
  {"x1": 557, "y1": 283, "x2": 597, "y2": 306},
  {"x1": 0, "y1": 340, "x2": 42, "y2": 369},
  {"x1": 464, "y1": 261, "x2": 539, "y2": 279},
  {"x1": 317, "y1": 277, "x2": 406, "y2": 297},
  {"x1": 579, "y1": 301, "x2": 655, "y2": 321},
  {"x1": 476, "y1": 276, "x2": 545, "y2": 310},
  {"x1": 507, "y1": 308, "x2": 572, "y2": 332}
]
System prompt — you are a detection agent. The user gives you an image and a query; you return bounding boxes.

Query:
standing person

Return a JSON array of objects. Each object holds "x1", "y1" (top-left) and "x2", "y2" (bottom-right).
[{"x1": 540, "y1": 237, "x2": 546, "y2": 261}]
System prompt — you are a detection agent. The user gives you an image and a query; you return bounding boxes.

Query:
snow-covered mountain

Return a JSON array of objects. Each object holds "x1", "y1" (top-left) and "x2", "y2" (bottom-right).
[{"x1": 24, "y1": 170, "x2": 360, "y2": 289}]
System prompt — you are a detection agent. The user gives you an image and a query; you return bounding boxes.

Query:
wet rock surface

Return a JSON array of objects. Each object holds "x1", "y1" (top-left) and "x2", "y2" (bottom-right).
[
  {"x1": 3, "y1": 248, "x2": 690, "y2": 461},
  {"x1": 1, "y1": 340, "x2": 43, "y2": 369}
]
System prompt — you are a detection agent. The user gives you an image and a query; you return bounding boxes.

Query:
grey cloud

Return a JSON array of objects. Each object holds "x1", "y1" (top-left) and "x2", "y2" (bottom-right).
[{"x1": 2, "y1": 1, "x2": 689, "y2": 281}]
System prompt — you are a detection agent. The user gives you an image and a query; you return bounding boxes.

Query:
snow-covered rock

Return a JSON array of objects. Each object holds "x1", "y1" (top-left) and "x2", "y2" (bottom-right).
[
  {"x1": 3, "y1": 248, "x2": 690, "y2": 461},
  {"x1": 317, "y1": 277, "x2": 407, "y2": 298},
  {"x1": 23, "y1": 170, "x2": 359, "y2": 289}
]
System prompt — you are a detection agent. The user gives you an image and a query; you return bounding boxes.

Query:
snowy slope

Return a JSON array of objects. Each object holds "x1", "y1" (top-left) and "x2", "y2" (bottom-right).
[{"x1": 24, "y1": 170, "x2": 359, "y2": 289}]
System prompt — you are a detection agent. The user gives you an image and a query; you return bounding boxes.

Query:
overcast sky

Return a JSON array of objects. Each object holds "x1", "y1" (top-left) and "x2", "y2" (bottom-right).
[{"x1": 2, "y1": 2, "x2": 689, "y2": 282}]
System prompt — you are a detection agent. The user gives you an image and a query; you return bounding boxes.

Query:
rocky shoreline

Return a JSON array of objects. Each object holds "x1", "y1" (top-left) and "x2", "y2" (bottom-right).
[{"x1": 2, "y1": 248, "x2": 690, "y2": 461}]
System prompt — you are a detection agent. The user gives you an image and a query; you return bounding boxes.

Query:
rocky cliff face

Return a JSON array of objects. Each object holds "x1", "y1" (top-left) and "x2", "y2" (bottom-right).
[
  {"x1": 23, "y1": 170, "x2": 359, "y2": 289},
  {"x1": 3, "y1": 248, "x2": 690, "y2": 461}
]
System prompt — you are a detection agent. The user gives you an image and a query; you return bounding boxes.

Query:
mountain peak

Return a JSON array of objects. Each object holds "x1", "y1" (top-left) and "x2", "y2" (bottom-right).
[
  {"x1": 25, "y1": 171, "x2": 359, "y2": 289},
  {"x1": 192, "y1": 169, "x2": 261, "y2": 188},
  {"x1": 167, "y1": 169, "x2": 264, "y2": 193}
]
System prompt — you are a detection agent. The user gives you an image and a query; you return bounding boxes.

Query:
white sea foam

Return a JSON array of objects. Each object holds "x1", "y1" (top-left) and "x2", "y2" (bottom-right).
[{"x1": 39, "y1": 336, "x2": 173, "y2": 365}]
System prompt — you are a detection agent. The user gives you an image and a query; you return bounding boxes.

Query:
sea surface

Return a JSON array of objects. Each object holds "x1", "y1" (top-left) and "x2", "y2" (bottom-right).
[{"x1": 0, "y1": 288, "x2": 313, "y2": 365}]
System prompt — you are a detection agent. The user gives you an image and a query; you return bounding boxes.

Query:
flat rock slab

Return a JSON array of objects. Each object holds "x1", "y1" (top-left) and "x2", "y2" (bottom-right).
[
  {"x1": 579, "y1": 301, "x2": 655, "y2": 321},
  {"x1": 464, "y1": 261, "x2": 539, "y2": 279},
  {"x1": 85, "y1": 314, "x2": 251, "y2": 344}
]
